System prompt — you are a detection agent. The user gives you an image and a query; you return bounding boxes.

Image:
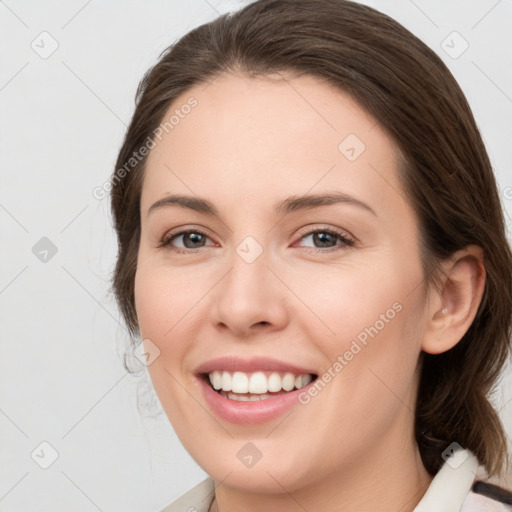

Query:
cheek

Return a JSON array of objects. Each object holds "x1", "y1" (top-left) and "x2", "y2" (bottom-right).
[
  {"x1": 133, "y1": 259, "x2": 217, "y2": 410},
  {"x1": 134, "y1": 265, "x2": 167, "y2": 341},
  {"x1": 134, "y1": 263, "x2": 204, "y2": 422},
  {"x1": 287, "y1": 257, "x2": 416, "y2": 347},
  {"x1": 289, "y1": 253, "x2": 426, "y2": 404},
  {"x1": 134, "y1": 260, "x2": 205, "y2": 342}
]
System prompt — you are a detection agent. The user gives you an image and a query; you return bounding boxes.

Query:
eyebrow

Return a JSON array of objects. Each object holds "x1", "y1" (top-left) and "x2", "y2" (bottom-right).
[{"x1": 147, "y1": 192, "x2": 377, "y2": 218}]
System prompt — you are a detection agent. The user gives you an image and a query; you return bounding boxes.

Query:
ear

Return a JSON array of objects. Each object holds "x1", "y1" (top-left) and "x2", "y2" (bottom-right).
[{"x1": 422, "y1": 245, "x2": 486, "y2": 355}]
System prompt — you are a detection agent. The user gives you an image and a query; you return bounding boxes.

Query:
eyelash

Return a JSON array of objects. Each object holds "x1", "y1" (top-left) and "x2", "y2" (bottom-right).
[
  {"x1": 158, "y1": 225, "x2": 355, "y2": 254},
  {"x1": 158, "y1": 227, "x2": 213, "y2": 254},
  {"x1": 295, "y1": 226, "x2": 355, "y2": 252}
]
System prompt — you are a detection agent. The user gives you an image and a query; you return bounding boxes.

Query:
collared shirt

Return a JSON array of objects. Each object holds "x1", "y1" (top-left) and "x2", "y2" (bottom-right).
[{"x1": 160, "y1": 449, "x2": 511, "y2": 512}]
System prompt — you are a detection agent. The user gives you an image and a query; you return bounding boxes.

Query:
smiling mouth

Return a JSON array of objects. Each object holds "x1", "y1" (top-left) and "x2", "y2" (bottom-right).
[{"x1": 201, "y1": 370, "x2": 318, "y2": 402}]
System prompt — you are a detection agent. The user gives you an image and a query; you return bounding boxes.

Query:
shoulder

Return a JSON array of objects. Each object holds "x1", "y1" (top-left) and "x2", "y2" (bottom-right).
[
  {"x1": 461, "y1": 481, "x2": 512, "y2": 511},
  {"x1": 158, "y1": 477, "x2": 215, "y2": 512}
]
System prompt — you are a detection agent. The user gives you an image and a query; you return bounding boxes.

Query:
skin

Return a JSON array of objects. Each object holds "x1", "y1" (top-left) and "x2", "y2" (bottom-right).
[{"x1": 134, "y1": 71, "x2": 485, "y2": 511}]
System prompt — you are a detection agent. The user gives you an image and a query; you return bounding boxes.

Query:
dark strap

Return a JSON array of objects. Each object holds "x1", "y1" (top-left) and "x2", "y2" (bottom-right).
[{"x1": 472, "y1": 481, "x2": 512, "y2": 506}]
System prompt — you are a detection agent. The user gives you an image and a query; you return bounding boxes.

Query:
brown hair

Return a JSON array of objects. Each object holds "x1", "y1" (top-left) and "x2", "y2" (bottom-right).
[{"x1": 110, "y1": 0, "x2": 512, "y2": 479}]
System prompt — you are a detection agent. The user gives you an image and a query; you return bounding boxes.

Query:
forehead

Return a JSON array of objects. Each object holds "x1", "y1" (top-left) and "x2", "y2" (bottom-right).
[{"x1": 141, "y1": 71, "x2": 406, "y2": 218}]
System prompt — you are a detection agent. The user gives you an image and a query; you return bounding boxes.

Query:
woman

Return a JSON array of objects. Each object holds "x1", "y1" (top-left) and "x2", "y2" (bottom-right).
[{"x1": 110, "y1": 0, "x2": 512, "y2": 510}]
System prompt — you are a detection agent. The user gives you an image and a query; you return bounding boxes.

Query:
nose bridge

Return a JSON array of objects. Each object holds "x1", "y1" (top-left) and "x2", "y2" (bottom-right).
[
  {"x1": 224, "y1": 236, "x2": 272, "y2": 303},
  {"x1": 211, "y1": 234, "x2": 288, "y2": 334}
]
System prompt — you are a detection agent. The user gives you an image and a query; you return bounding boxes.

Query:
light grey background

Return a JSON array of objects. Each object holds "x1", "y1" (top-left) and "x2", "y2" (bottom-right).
[{"x1": 1, "y1": 0, "x2": 511, "y2": 510}]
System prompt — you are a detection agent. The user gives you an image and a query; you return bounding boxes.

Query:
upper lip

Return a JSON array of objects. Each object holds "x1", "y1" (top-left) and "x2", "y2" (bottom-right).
[{"x1": 195, "y1": 356, "x2": 317, "y2": 376}]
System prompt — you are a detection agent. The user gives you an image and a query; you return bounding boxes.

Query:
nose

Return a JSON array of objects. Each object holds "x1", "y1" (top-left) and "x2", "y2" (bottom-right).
[{"x1": 210, "y1": 245, "x2": 289, "y2": 338}]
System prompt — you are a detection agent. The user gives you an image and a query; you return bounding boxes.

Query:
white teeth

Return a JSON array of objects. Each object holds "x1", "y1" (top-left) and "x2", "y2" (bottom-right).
[
  {"x1": 211, "y1": 371, "x2": 222, "y2": 390},
  {"x1": 221, "y1": 371, "x2": 232, "y2": 391},
  {"x1": 267, "y1": 372, "x2": 282, "y2": 392},
  {"x1": 208, "y1": 370, "x2": 314, "y2": 394},
  {"x1": 248, "y1": 372, "x2": 267, "y2": 394},
  {"x1": 301, "y1": 374, "x2": 313, "y2": 387},
  {"x1": 220, "y1": 391, "x2": 280, "y2": 401},
  {"x1": 232, "y1": 372, "x2": 249, "y2": 393},
  {"x1": 282, "y1": 373, "x2": 295, "y2": 391}
]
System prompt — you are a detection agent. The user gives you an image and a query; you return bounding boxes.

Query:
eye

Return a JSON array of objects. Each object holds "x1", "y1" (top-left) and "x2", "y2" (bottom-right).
[
  {"x1": 158, "y1": 225, "x2": 355, "y2": 253},
  {"x1": 294, "y1": 226, "x2": 355, "y2": 251},
  {"x1": 158, "y1": 228, "x2": 215, "y2": 252}
]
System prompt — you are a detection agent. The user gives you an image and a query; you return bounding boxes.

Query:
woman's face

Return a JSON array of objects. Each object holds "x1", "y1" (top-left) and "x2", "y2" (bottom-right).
[{"x1": 135, "y1": 72, "x2": 429, "y2": 492}]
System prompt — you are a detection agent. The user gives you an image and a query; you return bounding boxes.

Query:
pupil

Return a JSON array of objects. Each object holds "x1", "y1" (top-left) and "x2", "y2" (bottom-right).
[
  {"x1": 314, "y1": 232, "x2": 335, "y2": 247},
  {"x1": 184, "y1": 232, "x2": 205, "y2": 248}
]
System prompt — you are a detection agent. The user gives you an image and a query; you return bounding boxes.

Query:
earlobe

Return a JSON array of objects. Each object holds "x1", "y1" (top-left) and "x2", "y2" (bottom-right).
[{"x1": 421, "y1": 245, "x2": 486, "y2": 355}]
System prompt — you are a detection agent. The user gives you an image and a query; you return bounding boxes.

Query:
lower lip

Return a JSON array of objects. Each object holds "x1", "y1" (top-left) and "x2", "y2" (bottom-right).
[{"x1": 198, "y1": 376, "x2": 315, "y2": 424}]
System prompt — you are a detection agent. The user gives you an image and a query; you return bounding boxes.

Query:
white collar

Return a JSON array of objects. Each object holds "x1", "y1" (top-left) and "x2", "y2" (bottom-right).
[{"x1": 414, "y1": 447, "x2": 479, "y2": 511}]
